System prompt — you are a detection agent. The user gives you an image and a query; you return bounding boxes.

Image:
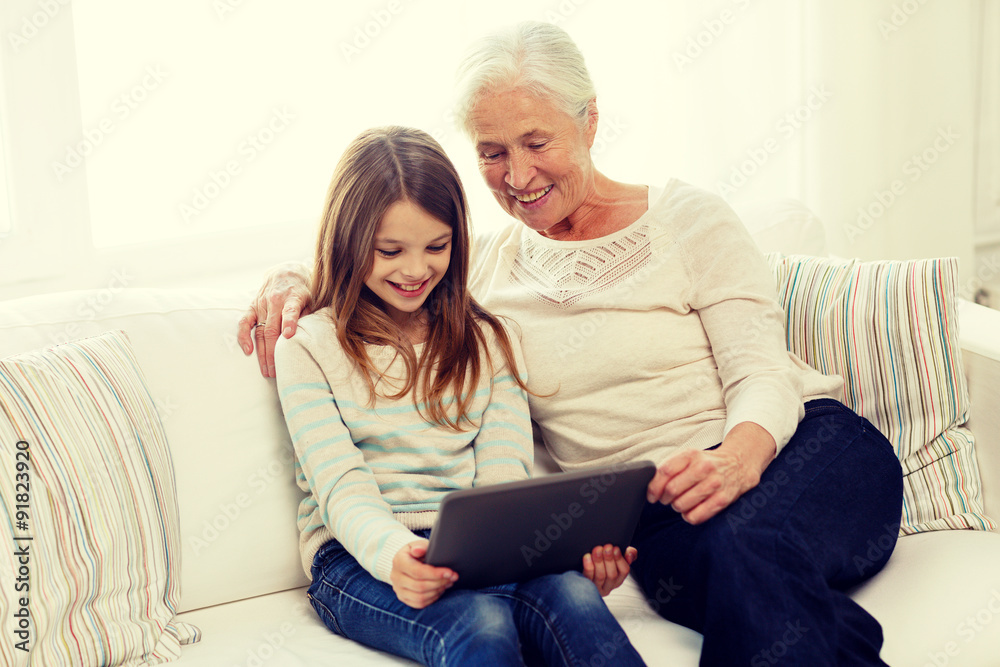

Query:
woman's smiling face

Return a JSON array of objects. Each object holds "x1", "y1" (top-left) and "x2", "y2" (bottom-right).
[{"x1": 468, "y1": 88, "x2": 597, "y2": 236}]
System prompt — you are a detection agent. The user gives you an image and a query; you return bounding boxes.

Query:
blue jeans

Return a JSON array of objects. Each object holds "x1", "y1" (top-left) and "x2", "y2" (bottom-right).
[
  {"x1": 308, "y1": 531, "x2": 646, "y2": 667},
  {"x1": 630, "y1": 399, "x2": 904, "y2": 666}
]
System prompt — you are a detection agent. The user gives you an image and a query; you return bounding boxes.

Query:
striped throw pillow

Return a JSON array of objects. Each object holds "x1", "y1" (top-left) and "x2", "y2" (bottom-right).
[
  {"x1": 0, "y1": 330, "x2": 200, "y2": 666},
  {"x1": 767, "y1": 254, "x2": 995, "y2": 534}
]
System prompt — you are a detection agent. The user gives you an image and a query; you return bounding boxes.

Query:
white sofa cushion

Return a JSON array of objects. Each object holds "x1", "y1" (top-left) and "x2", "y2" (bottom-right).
[
  {"x1": 0, "y1": 330, "x2": 200, "y2": 665},
  {"x1": 0, "y1": 289, "x2": 307, "y2": 614},
  {"x1": 166, "y1": 531, "x2": 1000, "y2": 666},
  {"x1": 767, "y1": 254, "x2": 994, "y2": 534},
  {"x1": 736, "y1": 198, "x2": 830, "y2": 257}
]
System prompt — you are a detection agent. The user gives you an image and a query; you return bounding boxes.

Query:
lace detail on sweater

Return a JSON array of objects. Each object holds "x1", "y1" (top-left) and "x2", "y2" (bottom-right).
[{"x1": 509, "y1": 225, "x2": 653, "y2": 308}]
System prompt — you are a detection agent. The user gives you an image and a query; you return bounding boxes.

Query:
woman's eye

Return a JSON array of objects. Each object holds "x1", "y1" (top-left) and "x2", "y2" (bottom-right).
[
  {"x1": 528, "y1": 143, "x2": 547, "y2": 150},
  {"x1": 481, "y1": 151, "x2": 502, "y2": 161},
  {"x1": 376, "y1": 249, "x2": 400, "y2": 258}
]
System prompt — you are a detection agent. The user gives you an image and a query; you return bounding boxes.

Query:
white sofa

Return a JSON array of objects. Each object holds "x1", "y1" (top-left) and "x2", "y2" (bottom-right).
[{"x1": 3, "y1": 263, "x2": 1000, "y2": 665}]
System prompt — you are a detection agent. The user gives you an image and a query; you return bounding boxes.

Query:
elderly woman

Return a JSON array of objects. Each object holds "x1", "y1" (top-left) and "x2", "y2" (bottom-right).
[{"x1": 239, "y1": 22, "x2": 904, "y2": 666}]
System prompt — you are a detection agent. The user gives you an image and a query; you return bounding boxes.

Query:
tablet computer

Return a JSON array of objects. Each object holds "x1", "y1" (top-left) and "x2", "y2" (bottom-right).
[{"x1": 424, "y1": 460, "x2": 656, "y2": 589}]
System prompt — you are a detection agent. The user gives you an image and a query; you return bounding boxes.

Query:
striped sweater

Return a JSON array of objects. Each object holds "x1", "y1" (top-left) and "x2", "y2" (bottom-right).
[{"x1": 274, "y1": 309, "x2": 533, "y2": 583}]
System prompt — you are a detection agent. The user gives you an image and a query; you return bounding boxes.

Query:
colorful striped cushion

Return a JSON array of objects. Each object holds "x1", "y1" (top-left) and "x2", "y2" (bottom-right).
[
  {"x1": 0, "y1": 330, "x2": 200, "y2": 666},
  {"x1": 767, "y1": 254, "x2": 995, "y2": 534}
]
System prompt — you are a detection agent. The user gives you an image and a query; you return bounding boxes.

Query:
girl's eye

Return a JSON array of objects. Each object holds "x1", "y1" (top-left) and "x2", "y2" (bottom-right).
[
  {"x1": 376, "y1": 249, "x2": 400, "y2": 258},
  {"x1": 427, "y1": 244, "x2": 448, "y2": 253}
]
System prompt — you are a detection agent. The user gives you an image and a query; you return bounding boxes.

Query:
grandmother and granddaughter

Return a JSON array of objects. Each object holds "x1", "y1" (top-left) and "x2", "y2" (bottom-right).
[{"x1": 237, "y1": 21, "x2": 904, "y2": 667}]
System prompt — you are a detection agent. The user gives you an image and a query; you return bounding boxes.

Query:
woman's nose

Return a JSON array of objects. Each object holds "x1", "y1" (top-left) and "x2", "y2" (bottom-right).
[{"x1": 505, "y1": 151, "x2": 535, "y2": 190}]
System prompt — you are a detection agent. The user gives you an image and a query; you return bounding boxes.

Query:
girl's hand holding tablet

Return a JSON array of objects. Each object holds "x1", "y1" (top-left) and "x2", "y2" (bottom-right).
[
  {"x1": 583, "y1": 544, "x2": 638, "y2": 597},
  {"x1": 391, "y1": 540, "x2": 459, "y2": 609}
]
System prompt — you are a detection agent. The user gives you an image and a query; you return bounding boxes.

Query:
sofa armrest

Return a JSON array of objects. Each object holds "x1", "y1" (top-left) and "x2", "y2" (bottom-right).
[{"x1": 959, "y1": 299, "x2": 1000, "y2": 528}]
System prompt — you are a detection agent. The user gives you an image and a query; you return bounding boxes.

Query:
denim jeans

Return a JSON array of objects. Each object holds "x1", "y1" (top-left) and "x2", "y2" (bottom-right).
[
  {"x1": 308, "y1": 530, "x2": 646, "y2": 667},
  {"x1": 630, "y1": 398, "x2": 904, "y2": 667}
]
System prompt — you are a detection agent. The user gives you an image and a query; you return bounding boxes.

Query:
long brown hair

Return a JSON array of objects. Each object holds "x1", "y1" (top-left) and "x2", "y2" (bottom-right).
[{"x1": 312, "y1": 126, "x2": 528, "y2": 429}]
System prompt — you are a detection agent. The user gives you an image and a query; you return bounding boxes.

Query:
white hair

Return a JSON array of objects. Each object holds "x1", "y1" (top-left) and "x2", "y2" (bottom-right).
[{"x1": 453, "y1": 21, "x2": 597, "y2": 136}]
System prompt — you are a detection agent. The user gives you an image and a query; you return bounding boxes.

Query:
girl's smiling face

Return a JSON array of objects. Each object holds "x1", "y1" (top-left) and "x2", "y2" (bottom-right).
[{"x1": 364, "y1": 199, "x2": 452, "y2": 330}]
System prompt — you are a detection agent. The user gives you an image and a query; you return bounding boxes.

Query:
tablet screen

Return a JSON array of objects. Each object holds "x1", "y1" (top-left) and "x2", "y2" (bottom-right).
[{"x1": 425, "y1": 460, "x2": 655, "y2": 589}]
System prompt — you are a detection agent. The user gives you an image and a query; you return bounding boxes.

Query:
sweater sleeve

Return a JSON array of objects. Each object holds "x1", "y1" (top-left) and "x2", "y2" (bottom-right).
[
  {"x1": 471, "y1": 319, "x2": 534, "y2": 487},
  {"x1": 274, "y1": 327, "x2": 417, "y2": 583},
  {"x1": 680, "y1": 195, "x2": 804, "y2": 453}
]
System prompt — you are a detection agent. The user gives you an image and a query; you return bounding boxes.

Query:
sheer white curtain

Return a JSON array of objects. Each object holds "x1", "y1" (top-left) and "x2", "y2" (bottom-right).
[{"x1": 0, "y1": 0, "x2": 986, "y2": 300}]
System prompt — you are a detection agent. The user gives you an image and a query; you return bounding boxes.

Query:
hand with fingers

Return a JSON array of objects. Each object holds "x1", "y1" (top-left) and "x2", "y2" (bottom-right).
[
  {"x1": 390, "y1": 539, "x2": 459, "y2": 609},
  {"x1": 582, "y1": 543, "x2": 638, "y2": 596},
  {"x1": 645, "y1": 421, "x2": 776, "y2": 525},
  {"x1": 236, "y1": 261, "x2": 313, "y2": 377}
]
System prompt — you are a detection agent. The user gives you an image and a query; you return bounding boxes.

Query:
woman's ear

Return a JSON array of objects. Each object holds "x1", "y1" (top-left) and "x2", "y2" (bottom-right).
[{"x1": 584, "y1": 97, "x2": 600, "y2": 148}]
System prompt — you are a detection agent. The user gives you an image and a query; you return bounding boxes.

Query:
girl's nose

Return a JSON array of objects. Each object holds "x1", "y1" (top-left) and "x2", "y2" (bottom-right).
[{"x1": 400, "y1": 255, "x2": 427, "y2": 280}]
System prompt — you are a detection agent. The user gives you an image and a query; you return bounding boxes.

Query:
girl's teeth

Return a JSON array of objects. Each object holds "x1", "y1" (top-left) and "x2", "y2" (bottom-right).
[{"x1": 394, "y1": 281, "x2": 423, "y2": 291}]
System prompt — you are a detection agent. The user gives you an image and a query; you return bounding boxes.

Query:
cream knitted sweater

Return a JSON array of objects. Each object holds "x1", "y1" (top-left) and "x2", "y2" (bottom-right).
[{"x1": 469, "y1": 179, "x2": 844, "y2": 472}]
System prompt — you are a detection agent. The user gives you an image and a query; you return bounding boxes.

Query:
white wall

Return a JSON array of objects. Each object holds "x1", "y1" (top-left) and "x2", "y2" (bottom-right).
[
  {"x1": 802, "y1": 1, "x2": 977, "y2": 291},
  {"x1": 0, "y1": 0, "x2": 987, "y2": 302}
]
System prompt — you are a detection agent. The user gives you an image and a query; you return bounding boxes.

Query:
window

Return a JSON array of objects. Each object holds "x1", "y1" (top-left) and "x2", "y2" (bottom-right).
[
  {"x1": 1, "y1": 0, "x2": 813, "y2": 300},
  {"x1": 70, "y1": 2, "x2": 472, "y2": 249}
]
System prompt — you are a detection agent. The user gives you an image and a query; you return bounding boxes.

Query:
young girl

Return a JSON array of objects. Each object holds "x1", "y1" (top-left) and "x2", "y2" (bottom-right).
[{"x1": 273, "y1": 126, "x2": 645, "y2": 666}]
